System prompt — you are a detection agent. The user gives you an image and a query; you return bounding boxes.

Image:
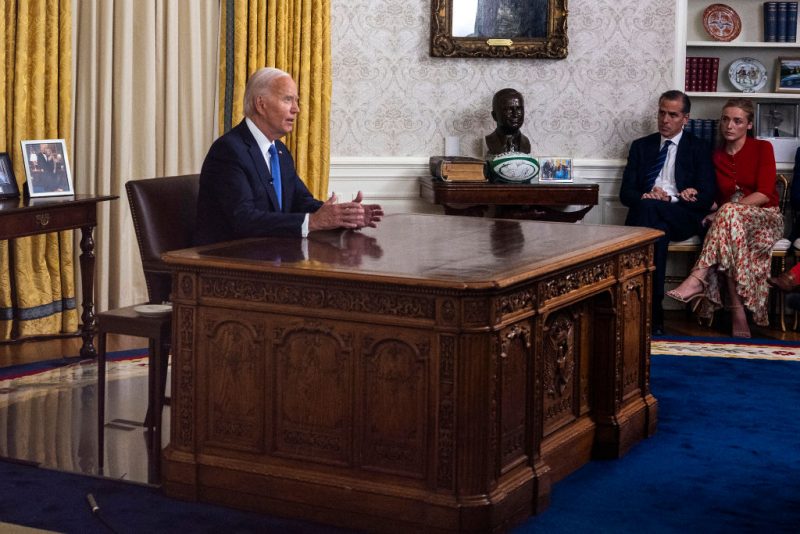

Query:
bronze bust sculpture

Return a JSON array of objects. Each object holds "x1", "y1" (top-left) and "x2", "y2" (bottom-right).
[{"x1": 485, "y1": 88, "x2": 531, "y2": 155}]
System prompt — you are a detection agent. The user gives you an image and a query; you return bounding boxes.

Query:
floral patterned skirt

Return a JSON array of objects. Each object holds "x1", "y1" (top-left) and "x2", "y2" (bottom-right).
[{"x1": 695, "y1": 202, "x2": 783, "y2": 326}]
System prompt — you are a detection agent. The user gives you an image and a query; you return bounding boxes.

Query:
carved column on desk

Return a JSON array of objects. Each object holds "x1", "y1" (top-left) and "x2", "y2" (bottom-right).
[{"x1": 79, "y1": 225, "x2": 97, "y2": 358}]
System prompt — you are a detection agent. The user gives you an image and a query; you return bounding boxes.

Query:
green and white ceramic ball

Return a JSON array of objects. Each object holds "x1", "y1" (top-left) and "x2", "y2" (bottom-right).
[{"x1": 488, "y1": 152, "x2": 539, "y2": 184}]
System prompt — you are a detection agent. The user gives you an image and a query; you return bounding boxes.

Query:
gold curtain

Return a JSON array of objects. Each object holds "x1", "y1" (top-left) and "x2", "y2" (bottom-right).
[
  {"x1": 218, "y1": 0, "x2": 331, "y2": 199},
  {"x1": 0, "y1": 0, "x2": 76, "y2": 339}
]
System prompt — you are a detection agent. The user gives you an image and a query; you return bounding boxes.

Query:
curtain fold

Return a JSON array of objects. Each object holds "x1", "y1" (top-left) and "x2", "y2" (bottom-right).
[
  {"x1": 220, "y1": 0, "x2": 331, "y2": 199},
  {"x1": 0, "y1": 0, "x2": 76, "y2": 339},
  {"x1": 73, "y1": 0, "x2": 219, "y2": 311}
]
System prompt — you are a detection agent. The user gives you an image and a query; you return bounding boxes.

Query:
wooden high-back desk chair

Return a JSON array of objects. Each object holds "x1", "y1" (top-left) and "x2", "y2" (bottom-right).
[{"x1": 96, "y1": 174, "x2": 199, "y2": 482}]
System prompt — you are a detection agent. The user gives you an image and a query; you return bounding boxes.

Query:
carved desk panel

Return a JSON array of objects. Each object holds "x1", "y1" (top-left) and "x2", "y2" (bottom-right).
[{"x1": 162, "y1": 214, "x2": 661, "y2": 532}]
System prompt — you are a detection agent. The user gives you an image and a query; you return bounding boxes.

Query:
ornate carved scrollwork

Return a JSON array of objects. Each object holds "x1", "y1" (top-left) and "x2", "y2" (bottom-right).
[
  {"x1": 437, "y1": 336, "x2": 456, "y2": 488},
  {"x1": 177, "y1": 306, "x2": 195, "y2": 447},
  {"x1": 622, "y1": 248, "x2": 649, "y2": 272},
  {"x1": 541, "y1": 311, "x2": 579, "y2": 427},
  {"x1": 200, "y1": 276, "x2": 435, "y2": 320},
  {"x1": 495, "y1": 288, "x2": 536, "y2": 323},
  {"x1": 440, "y1": 299, "x2": 457, "y2": 324},
  {"x1": 541, "y1": 261, "x2": 614, "y2": 302}
]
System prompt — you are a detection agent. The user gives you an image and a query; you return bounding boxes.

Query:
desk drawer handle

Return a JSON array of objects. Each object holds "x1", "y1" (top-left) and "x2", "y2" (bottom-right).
[{"x1": 35, "y1": 214, "x2": 50, "y2": 227}]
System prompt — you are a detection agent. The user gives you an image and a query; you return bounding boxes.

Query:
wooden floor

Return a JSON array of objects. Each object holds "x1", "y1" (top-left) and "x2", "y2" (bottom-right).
[
  {"x1": 663, "y1": 309, "x2": 800, "y2": 341},
  {"x1": 0, "y1": 333, "x2": 145, "y2": 369}
]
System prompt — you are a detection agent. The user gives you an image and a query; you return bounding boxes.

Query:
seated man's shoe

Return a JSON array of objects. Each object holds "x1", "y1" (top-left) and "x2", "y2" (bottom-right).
[{"x1": 768, "y1": 270, "x2": 799, "y2": 292}]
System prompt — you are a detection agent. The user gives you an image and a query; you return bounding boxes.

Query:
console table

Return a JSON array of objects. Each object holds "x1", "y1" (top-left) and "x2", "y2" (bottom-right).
[
  {"x1": 0, "y1": 194, "x2": 118, "y2": 358},
  {"x1": 162, "y1": 214, "x2": 661, "y2": 532},
  {"x1": 419, "y1": 176, "x2": 599, "y2": 222}
]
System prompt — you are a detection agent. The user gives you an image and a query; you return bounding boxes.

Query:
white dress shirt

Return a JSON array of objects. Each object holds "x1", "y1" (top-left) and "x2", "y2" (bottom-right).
[{"x1": 653, "y1": 130, "x2": 683, "y2": 202}]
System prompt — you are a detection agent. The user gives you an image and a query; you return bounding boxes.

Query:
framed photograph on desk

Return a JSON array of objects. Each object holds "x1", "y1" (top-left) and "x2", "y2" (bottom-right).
[
  {"x1": 21, "y1": 139, "x2": 74, "y2": 197},
  {"x1": 0, "y1": 153, "x2": 20, "y2": 199}
]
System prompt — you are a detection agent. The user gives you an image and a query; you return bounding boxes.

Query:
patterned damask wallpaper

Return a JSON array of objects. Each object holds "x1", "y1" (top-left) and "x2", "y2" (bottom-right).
[{"x1": 330, "y1": 0, "x2": 675, "y2": 159}]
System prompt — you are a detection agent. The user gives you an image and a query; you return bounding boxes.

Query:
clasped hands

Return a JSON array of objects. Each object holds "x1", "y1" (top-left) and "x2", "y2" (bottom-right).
[
  {"x1": 641, "y1": 186, "x2": 698, "y2": 202},
  {"x1": 309, "y1": 191, "x2": 384, "y2": 232}
]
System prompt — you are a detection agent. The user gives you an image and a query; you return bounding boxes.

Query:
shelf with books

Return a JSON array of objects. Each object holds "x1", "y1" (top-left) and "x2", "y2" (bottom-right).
[{"x1": 677, "y1": 0, "x2": 800, "y2": 118}]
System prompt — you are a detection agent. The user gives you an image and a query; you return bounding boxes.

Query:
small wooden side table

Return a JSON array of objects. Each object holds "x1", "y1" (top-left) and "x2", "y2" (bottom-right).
[{"x1": 419, "y1": 176, "x2": 599, "y2": 222}]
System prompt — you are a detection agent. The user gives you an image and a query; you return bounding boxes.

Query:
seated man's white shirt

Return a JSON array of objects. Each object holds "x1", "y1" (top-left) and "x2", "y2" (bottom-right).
[{"x1": 654, "y1": 130, "x2": 683, "y2": 202}]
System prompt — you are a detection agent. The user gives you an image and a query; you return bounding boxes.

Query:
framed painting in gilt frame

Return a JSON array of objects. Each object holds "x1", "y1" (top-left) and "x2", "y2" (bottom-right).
[
  {"x1": 0, "y1": 153, "x2": 20, "y2": 199},
  {"x1": 21, "y1": 139, "x2": 74, "y2": 197},
  {"x1": 430, "y1": 0, "x2": 568, "y2": 58}
]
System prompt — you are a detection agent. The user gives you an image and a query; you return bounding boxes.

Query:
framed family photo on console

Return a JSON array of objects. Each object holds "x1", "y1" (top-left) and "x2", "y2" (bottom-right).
[
  {"x1": 21, "y1": 139, "x2": 74, "y2": 197},
  {"x1": 430, "y1": 0, "x2": 568, "y2": 58},
  {"x1": 539, "y1": 157, "x2": 573, "y2": 182},
  {"x1": 0, "y1": 153, "x2": 20, "y2": 199}
]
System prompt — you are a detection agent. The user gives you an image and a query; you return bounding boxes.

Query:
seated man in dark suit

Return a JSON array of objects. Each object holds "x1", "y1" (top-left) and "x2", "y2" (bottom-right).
[
  {"x1": 619, "y1": 90, "x2": 716, "y2": 335},
  {"x1": 195, "y1": 67, "x2": 382, "y2": 246}
]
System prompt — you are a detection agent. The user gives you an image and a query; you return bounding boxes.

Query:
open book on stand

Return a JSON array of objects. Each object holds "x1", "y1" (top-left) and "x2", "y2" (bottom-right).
[{"x1": 429, "y1": 156, "x2": 487, "y2": 182}]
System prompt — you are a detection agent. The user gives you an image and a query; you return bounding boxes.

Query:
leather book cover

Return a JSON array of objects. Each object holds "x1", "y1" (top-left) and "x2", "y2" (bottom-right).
[
  {"x1": 778, "y1": 2, "x2": 788, "y2": 42},
  {"x1": 429, "y1": 156, "x2": 487, "y2": 181},
  {"x1": 788, "y1": 2, "x2": 798, "y2": 42}
]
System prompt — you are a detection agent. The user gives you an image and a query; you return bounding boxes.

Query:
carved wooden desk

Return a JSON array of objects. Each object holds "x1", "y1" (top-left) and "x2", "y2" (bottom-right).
[
  {"x1": 419, "y1": 176, "x2": 600, "y2": 222},
  {"x1": 0, "y1": 194, "x2": 117, "y2": 358},
  {"x1": 162, "y1": 214, "x2": 660, "y2": 533}
]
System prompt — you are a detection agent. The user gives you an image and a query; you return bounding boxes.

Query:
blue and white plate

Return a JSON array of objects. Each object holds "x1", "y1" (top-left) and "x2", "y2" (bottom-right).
[{"x1": 728, "y1": 58, "x2": 767, "y2": 92}]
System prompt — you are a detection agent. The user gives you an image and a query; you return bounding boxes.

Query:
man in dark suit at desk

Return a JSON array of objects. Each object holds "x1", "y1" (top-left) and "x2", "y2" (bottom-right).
[
  {"x1": 619, "y1": 90, "x2": 716, "y2": 335},
  {"x1": 195, "y1": 67, "x2": 382, "y2": 246}
]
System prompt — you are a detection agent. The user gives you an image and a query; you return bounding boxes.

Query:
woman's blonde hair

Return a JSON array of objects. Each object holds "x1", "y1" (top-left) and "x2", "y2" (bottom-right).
[{"x1": 718, "y1": 97, "x2": 755, "y2": 145}]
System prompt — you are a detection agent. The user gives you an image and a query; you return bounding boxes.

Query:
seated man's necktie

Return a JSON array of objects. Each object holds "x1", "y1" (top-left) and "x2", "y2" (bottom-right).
[
  {"x1": 268, "y1": 144, "x2": 283, "y2": 210},
  {"x1": 645, "y1": 140, "x2": 671, "y2": 191}
]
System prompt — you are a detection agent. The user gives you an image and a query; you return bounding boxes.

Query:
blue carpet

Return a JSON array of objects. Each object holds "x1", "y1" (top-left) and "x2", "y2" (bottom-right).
[
  {"x1": 515, "y1": 355, "x2": 800, "y2": 533},
  {"x1": 0, "y1": 355, "x2": 798, "y2": 532}
]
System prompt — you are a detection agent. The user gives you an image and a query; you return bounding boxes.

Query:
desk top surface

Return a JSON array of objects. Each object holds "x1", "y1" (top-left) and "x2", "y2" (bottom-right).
[{"x1": 164, "y1": 213, "x2": 660, "y2": 289}]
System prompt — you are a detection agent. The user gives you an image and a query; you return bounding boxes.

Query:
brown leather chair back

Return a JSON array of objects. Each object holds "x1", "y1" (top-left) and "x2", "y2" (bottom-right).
[{"x1": 126, "y1": 174, "x2": 200, "y2": 304}]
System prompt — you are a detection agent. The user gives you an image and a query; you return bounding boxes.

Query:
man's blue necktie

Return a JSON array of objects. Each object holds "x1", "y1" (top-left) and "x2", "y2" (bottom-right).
[
  {"x1": 268, "y1": 144, "x2": 283, "y2": 210},
  {"x1": 645, "y1": 140, "x2": 671, "y2": 191}
]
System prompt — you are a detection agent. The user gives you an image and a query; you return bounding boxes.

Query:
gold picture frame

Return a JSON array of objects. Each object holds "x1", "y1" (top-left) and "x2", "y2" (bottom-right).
[{"x1": 430, "y1": 0, "x2": 568, "y2": 59}]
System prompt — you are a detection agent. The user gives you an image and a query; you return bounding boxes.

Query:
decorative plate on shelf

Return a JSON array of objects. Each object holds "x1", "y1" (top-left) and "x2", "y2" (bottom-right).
[
  {"x1": 728, "y1": 57, "x2": 768, "y2": 92},
  {"x1": 702, "y1": 3, "x2": 741, "y2": 42}
]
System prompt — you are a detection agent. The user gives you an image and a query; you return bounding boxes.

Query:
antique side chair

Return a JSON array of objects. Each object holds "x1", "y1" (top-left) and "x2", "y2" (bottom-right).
[{"x1": 96, "y1": 174, "x2": 199, "y2": 481}]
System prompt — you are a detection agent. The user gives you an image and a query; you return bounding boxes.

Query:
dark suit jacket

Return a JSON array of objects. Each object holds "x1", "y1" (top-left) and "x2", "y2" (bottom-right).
[
  {"x1": 619, "y1": 130, "x2": 716, "y2": 223},
  {"x1": 194, "y1": 120, "x2": 323, "y2": 246}
]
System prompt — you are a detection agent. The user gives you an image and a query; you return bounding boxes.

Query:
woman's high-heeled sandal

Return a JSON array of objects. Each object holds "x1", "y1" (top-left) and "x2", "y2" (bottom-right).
[{"x1": 666, "y1": 271, "x2": 708, "y2": 310}]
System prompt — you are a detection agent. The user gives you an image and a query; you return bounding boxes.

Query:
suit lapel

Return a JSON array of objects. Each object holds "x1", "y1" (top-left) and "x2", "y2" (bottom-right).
[
  {"x1": 674, "y1": 135, "x2": 687, "y2": 188},
  {"x1": 237, "y1": 122, "x2": 281, "y2": 211}
]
